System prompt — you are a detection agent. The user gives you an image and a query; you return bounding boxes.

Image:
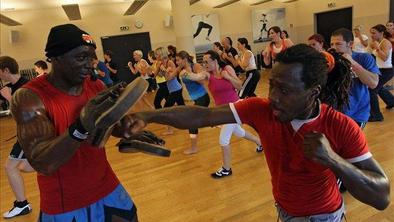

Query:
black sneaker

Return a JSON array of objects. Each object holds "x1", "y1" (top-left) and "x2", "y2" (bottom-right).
[
  {"x1": 337, "y1": 179, "x2": 347, "y2": 193},
  {"x1": 386, "y1": 104, "x2": 394, "y2": 110},
  {"x1": 3, "y1": 200, "x2": 32, "y2": 219},
  {"x1": 256, "y1": 145, "x2": 264, "y2": 153},
  {"x1": 368, "y1": 116, "x2": 384, "y2": 122},
  {"x1": 211, "y1": 167, "x2": 232, "y2": 179}
]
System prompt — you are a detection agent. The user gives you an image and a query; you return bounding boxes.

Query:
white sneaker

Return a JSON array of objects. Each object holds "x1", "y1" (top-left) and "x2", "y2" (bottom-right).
[{"x1": 3, "y1": 201, "x2": 32, "y2": 219}]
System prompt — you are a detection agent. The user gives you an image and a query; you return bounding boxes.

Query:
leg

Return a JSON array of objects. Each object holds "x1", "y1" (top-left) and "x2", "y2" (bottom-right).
[
  {"x1": 184, "y1": 94, "x2": 210, "y2": 155},
  {"x1": 193, "y1": 22, "x2": 204, "y2": 38},
  {"x1": 369, "y1": 68, "x2": 393, "y2": 121},
  {"x1": 233, "y1": 124, "x2": 263, "y2": 152},
  {"x1": 153, "y1": 83, "x2": 168, "y2": 109},
  {"x1": 238, "y1": 70, "x2": 260, "y2": 99},
  {"x1": 377, "y1": 68, "x2": 394, "y2": 108},
  {"x1": 219, "y1": 124, "x2": 235, "y2": 169},
  {"x1": 5, "y1": 159, "x2": 27, "y2": 201},
  {"x1": 3, "y1": 155, "x2": 32, "y2": 218},
  {"x1": 162, "y1": 92, "x2": 177, "y2": 135}
]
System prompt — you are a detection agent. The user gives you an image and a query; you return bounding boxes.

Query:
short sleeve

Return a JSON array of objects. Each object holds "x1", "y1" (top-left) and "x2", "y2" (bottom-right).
[
  {"x1": 354, "y1": 53, "x2": 380, "y2": 75},
  {"x1": 335, "y1": 114, "x2": 372, "y2": 163},
  {"x1": 229, "y1": 97, "x2": 270, "y2": 130}
]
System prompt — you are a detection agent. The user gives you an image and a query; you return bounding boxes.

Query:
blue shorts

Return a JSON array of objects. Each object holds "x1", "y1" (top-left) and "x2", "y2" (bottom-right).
[{"x1": 38, "y1": 184, "x2": 137, "y2": 222}]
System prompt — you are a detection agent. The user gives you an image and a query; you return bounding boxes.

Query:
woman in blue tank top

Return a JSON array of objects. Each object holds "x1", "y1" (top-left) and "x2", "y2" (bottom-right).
[
  {"x1": 176, "y1": 51, "x2": 211, "y2": 154},
  {"x1": 155, "y1": 47, "x2": 185, "y2": 135}
]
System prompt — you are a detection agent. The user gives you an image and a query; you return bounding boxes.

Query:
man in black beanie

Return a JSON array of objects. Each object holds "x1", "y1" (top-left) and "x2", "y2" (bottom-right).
[{"x1": 10, "y1": 24, "x2": 138, "y2": 221}]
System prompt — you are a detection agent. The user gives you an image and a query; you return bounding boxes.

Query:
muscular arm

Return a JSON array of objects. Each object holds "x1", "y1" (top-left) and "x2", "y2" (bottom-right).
[
  {"x1": 328, "y1": 157, "x2": 390, "y2": 210},
  {"x1": 11, "y1": 88, "x2": 82, "y2": 175},
  {"x1": 116, "y1": 105, "x2": 237, "y2": 137},
  {"x1": 343, "y1": 53, "x2": 379, "y2": 89}
]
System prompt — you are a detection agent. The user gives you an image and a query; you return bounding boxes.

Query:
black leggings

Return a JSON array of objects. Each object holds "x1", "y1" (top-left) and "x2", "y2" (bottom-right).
[
  {"x1": 154, "y1": 82, "x2": 169, "y2": 109},
  {"x1": 164, "y1": 89, "x2": 185, "y2": 107},
  {"x1": 189, "y1": 93, "x2": 211, "y2": 135},
  {"x1": 368, "y1": 68, "x2": 394, "y2": 119},
  {"x1": 193, "y1": 22, "x2": 213, "y2": 38},
  {"x1": 238, "y1": 69, "x2": 261, "y2": 99}
]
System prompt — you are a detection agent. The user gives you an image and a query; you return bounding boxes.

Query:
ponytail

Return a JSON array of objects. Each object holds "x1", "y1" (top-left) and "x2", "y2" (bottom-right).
[{"x1": 237, "y1": 37, "x2": 252, "y2": 51}]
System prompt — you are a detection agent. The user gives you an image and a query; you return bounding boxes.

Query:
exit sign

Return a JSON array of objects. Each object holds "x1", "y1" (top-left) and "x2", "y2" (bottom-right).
[{"x1": 120, "y1": 26, "x2": 129, "y2": 31}]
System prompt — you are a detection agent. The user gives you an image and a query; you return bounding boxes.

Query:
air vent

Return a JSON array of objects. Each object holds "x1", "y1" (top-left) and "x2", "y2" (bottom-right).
[
  {"x1": 213, "y1": 0, "x2": 240, "y2": 8},
  {"x1": 124, "y1": 0, "x2": 149, "y2": 16},
  {"x1": 250, "y1": 0, "x2": 273, "y2": 6},
  {"x1": 61, "y1": 4, "x2": 82, "y2": 20},
  {"x1": 0, "y1": 14, "x2": 22, "y2": 26},
  {"x1": 190, "y1": 0, "x2": 200, "y2": 5}
]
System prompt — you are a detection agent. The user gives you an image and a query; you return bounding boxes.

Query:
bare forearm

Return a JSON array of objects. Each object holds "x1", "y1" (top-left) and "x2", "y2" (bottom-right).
[
  {"x1": 20, "y1": 129, "x2": 81, "y2": 175},
  {"x1": 138, "y1": 105, "x2": 235, "y2": 129},
  {"x1": 328, "y1": 157, "x2": 390, "y2": 210},
  {"x1": 353, "y1": 64, "x2": 378, "y2": 89}
]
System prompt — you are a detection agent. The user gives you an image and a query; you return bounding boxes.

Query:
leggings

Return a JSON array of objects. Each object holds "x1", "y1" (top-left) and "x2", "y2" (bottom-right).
[
  {"x1": 154, "y1": 82, "x2": 169, "y2": 109},
  {"x1": 189, "y1": 93, "x2": 211, "y2": 135},
  {"x1": 193, "y1": 22, "x2": 213, "y2": 38},
  {"x1": 369, "y1": 67, "x2": 394, "y2": 119},
  {"x1": 164, "y1": 89, "x2": 185, "y2": 107},
  {"x1": 219, "y1": 124, "x2": 246, "y2": 146},
  {"x1": 238, "y1": 69, "x2": 261, "y2": 99}
]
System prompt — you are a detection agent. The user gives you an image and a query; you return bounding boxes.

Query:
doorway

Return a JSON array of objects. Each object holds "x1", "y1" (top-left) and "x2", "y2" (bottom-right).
[
  {"x1": 101, "y1": 32, "x2": 152, "y2": 83},
  {"x1": 315, "y1": 7, "x2": 353, "y2": 46}
]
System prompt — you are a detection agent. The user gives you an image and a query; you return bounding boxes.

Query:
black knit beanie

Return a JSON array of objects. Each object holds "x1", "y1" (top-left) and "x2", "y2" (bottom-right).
[{"x1": 45, "y1": 24, "x2": 96, "y2": 58}]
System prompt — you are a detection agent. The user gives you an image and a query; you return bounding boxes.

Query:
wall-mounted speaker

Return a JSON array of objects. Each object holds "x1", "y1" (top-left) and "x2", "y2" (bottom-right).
[
  {"x1": 9, "y1": 30, "x2": 20, "y2": 43},
  {"x1": 163, "y1": 15, "x2": 173, "y2": 28}
]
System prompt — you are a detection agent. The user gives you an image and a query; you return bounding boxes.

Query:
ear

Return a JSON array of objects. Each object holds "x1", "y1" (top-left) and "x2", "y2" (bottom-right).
[
  {"x1": 309, "y1": 85, "x2": 321, "y2": 100},
  {"x1": 348, "y1": 41, "x2": 354, "y2": 48}
]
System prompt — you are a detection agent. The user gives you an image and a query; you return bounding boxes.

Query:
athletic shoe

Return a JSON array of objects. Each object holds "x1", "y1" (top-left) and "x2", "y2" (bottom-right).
[
  {"x1": 211, "y1": 167, "x2": 232, "y2": 179},
  {"x1": 3, "y1": 201, "x2": 32, "y2": 219},
  {"x1": 256, "y1": 145, "x2": 264, "y2": 153},
  {"x1": 337, "y1": 179, "x2": 347, "y2": 193},
  {"x1": 386, "y1": 104, "x2": 394, "y2": 110}
]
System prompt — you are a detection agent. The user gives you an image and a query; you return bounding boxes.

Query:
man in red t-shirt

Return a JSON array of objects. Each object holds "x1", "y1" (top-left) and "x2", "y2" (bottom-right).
[
  {"x1": 11, "y1": 24, "x2": 139, "y2": 221},
  {"x1": 125, "y1": 45, "x2": 390, "y2": 220}
]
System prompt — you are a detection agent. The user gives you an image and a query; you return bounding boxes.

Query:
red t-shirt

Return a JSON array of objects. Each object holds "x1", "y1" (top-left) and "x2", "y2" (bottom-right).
[
  {"x1": 23, "y1": 75, "x2": 119, "y2": 214},
  {"x1": 230, "y1": 97, "x2": 371, "y2": 216}
]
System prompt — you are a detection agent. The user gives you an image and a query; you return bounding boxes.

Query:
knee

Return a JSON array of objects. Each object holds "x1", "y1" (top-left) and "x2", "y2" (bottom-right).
[
  {"x1": 4, "y1": 160, "x2": 17, "y2": 172},
  {"x1": 219, "y1": 137, "x2": 231, "y2": 146}
]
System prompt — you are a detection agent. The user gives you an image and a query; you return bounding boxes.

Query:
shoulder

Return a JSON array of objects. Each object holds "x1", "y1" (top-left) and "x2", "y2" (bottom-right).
[
  {"x1": 284, "y1": 38, "x2": 294, "y2": 47},
  {"x1": 11, "y1": 88, "x2": 46, "y2": 124}
]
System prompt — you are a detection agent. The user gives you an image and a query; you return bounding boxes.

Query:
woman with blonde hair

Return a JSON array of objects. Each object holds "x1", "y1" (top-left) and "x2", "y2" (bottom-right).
[{"x1": 155, "y1": 47, "x2": 185, "y2": 135}]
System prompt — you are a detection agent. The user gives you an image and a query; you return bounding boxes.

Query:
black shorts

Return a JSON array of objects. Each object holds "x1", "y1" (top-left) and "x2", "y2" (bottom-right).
[{"x1": 9, "y1": 141, "x2": 26, "y2": 160}]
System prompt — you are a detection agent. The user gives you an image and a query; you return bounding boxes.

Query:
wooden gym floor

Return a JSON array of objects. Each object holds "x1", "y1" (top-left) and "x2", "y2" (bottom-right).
[{"x1": 1, "y1": 70, "x2": 393, "y2": 222}]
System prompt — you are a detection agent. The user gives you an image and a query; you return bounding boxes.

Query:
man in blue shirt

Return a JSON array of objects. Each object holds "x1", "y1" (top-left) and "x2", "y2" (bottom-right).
[
  {"x1": 330, "y1": 28, "x2": 379, "y2": 128},
  {"x1": 92, "y1": 55, "x2": 113, "y2": 87}
]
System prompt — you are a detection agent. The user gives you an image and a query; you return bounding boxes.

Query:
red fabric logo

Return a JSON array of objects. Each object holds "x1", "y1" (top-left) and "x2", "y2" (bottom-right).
[{"x1": 82, "y1": 34, "x2": 95, "y2": 45}]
